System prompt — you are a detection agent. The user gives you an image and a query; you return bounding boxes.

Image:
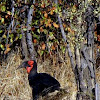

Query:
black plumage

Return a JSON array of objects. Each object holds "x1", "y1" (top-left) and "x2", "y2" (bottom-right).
[{"x1": 18, "y1": 60, "x2": 60, "y2": 100}]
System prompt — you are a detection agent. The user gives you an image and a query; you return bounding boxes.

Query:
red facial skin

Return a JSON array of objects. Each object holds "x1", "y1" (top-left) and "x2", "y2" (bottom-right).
[{"x1": 26, "y1": 61, "x2": 34, "y2": 74}]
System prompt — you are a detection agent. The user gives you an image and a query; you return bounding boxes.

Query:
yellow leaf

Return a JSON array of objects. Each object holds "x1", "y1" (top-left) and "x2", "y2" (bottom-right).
[
  {"x1": 4, "y1": 47, "x2": 11, "y2": 54},
  {"x1": 53, "y1": 22, "x2": 59, "y2": 28},
  {"x1": 48, "y1": 19, "x2": 52, "y2": 23},
  {"x1": 51, "y1": 45, "x2": 56, "y2": 50},
  {"x1": 59, "y1": 0, "x2": 62, "y2": 4},
  {"x1": 41, "y1": 3, "x2": 45, "y2": 8},
  {"x1": 42, "y1": 43, "x2": 46, "y2": 50},
  {"x1": 40, "y1": 27, "x2": 44, "y2": 32},
  {"x1": 5, "y1": 15, "x2": 9, "y2": 19},
  {"x1": 63, "y1": 23, "x2": 66, "y2": 28},
  {"x1": 9, "y1": 30, "x2": 12, "y2": 33},
  {"x1": 7, "y1": 11, "x2": 11, "y2": 15},
  {"x1": 15, "y1": 37, "x2": 18, "y2": 40},
  {"x1": 2, "y1": 35, "x2": 6, "y2": 38},
  {"x1": 67, "y1": 27, "x2": 75, "y2": 34},
  {"x1": 52, "y1": 7, "x2": 56, "y2": 10},
  {"x1": 72, "y1": 5, "x2": 76, "y2": 12},
  {"x1": 0, "y1": 44, "x2": 4, "y2": 50},
  {"x1": 10, "y1": 38, "x2": 13, "y2": 43},
  {"x1": 48, "y1": 23, "x2": 51, "y2": 27},
  {"x1": 50, "y1": 10, "x2": 53, "y2": 15},
  {"x1": 0, "y1": 16, "x2": 2, "y2": 20},
  {"x1": 1, "y1": 18, "x2": 4, "y2": 23},
  {"x1": 44, "y1": 12, "x2": 48, "y2": 18}
]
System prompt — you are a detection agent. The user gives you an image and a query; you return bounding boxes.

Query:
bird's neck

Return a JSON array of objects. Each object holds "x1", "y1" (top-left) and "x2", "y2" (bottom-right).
[{"x1": 28, "y1": 68, "x2": 38, "y2": 79}]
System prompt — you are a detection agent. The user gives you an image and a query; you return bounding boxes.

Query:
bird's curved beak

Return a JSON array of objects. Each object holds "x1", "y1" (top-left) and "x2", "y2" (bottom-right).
[{"x1": 16, "y1": 61, "x2": 30, "y2": 70}]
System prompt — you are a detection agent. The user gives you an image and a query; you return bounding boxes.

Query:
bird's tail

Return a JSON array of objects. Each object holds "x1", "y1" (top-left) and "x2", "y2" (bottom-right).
[
  {"x1": 42, "y1": 88, "x2": 69, "y2": 100},
  {"x1": 41, "y1": 84, "x2": 60, "y2": 96}
]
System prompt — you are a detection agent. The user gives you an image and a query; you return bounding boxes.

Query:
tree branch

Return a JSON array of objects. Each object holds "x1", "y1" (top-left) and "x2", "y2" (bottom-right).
[
  {"x1": 57, "y1": 8, "x2": 75, "y2": 72},
  {"x1": 21, "y1": 26, "x2": 29, "y2": 60},
  {"x1": 26, "y1": 0, "x2": 36, "y2": 60}
]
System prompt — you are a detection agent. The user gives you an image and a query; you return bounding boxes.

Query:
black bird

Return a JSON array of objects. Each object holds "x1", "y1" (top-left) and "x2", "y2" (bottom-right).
[{"x1": 18, "y1": 60, "x2": 60, "y2": 100}]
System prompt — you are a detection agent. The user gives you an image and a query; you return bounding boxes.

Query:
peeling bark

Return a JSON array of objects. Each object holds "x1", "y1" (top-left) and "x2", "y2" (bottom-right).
[{"x1": 76, "y1": 5, "x2": 96, "y2": 100}]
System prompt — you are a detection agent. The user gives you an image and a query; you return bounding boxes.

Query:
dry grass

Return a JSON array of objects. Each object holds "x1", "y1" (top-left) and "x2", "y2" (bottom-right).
[
  {"x1": 1, "y1": 50, "x2": 100, "y2": 100},
  {"x1": 96, "y1": 67, "x2": 100, "y2": 85},
  {"x1": 0, "y1": 51, "x2": 32, "y2": 100},
  {"x1": 0, "y1": 50, "x2": 78, "y2": 100}
]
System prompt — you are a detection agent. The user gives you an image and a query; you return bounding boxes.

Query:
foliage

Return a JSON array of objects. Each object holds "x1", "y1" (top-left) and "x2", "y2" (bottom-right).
[{"x1": 0, "y1": 0, "x2": 99, "y2": 57}]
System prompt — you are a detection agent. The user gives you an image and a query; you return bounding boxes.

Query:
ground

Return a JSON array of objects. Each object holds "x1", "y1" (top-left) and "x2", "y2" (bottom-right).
[{"x1": 0, "y1": 50, "x2": 99, "y2": 100}]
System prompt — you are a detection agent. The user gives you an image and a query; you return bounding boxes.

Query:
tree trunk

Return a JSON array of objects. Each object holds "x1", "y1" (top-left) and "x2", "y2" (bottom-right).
[
  {"x1": 56, "y1": 1, "x2": 96, "y2": 100},
  {"x1": 76, "y1": 5, "x2": 96, "y2": 100}
]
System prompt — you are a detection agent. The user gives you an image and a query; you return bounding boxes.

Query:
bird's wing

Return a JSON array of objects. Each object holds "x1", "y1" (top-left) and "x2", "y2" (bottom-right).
[{"x1": 38, "y1": 73, "x2": 60, "y2": 87}]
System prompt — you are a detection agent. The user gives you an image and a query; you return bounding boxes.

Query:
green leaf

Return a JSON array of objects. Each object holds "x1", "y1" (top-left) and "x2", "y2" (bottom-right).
[
  {"x1": 61, "y1": 46, "x2": 65, "y2": 53},
  {"x1": 54, "y1": 8, "x2": 58, "y2": 13},
  {"x1": 15, "y1": 36, "x2": 18, "y2": 40},
  {"x1": 34, "y1": 20, "x2": 38, "y2": 25},
  {"x1": 10, "y1": 38, "x2": 13, "y2": 43},
  {"x1": 33, "y1": 34, "x2": 40, "y2": 39},
  {"x1": 2, "y1": 35, "x2": 6, "y2": 38},
  {"x1": 1, "y1": 18, "x2": 4, "y2": 23},
  {"x1": 44, "y1": 29, "x2": 48, "y2": 34},
  {"x1": 19, "y1": 34, "x2": 22, "y2": 39},
  {"x1": 37, "y1": 29, "x2": 40, "y2": 33},
  {"x1": 49, "y1": 32, "x2": 53, "y2": 35},
  {"x1": 9, "y1": 34, "x2": 14, "y2": 38},
  {"x1": 65, "y1": 28, "x2": 67, "y2": 31},
  {"x1": 49, "y1": 32, "x2": 55, "y2": 40},
  {"x1": 38, "y1": 50, "x2": 44, "y2": 56},
  {"x1": 17, "y1": 28, "x2": 21, "y2": 33},
  {"x1": 0, "y1": 44, "x2": 4, "y2": 50},
  {"x1": 23, "y1": 28, "x2": 27, "y2": 31},
  {"x1": 1, "y1": 6, "x2": 6, "y2": 12},
  {"x1": 0, "y1": 30, "x2": 3, "y2": 33},
  {"x1": 31, "y1": 5, "x2": 34, "y2": 8},
  {"x1": 40, "y1": 50, "x2": 44, "y2": 56}
]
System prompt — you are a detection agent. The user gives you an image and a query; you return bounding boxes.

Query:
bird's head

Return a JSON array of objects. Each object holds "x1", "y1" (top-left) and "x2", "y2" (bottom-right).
[{"x1": 17, "y1": 60, "x2": 37, "y2": 74}]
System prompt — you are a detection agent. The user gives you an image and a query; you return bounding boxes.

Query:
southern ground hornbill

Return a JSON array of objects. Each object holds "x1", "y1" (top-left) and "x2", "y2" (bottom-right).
[{"x1": 18, "y1": 60, "x2": 60, "y2": 100}]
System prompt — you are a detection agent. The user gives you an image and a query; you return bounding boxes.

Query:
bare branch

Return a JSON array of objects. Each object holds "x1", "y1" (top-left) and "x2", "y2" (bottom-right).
[
  {"x1": 21, "y1": 27, "x2": 29, "y2": 60},
  {"x1": 81, "y1": 47, "x2": 95, "y2": 78},
  {"x1": 57, "y1": 8, "x2": 75, "y2": 71},
  {"x1": 6, "y1": 0, "x2": 15, "y2": 47},
  {"x1": 11, "y1": 0, "x2": 15, "y2": 30},
  {"x1": 26, "y1": 0, "x2": 36, "y2": 60},
  {"x1": 95, "y1": 83, "x2": 100, "y2": 100}
]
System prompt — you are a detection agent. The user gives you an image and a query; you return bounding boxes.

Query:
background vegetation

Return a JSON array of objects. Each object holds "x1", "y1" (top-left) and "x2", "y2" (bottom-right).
[{"x1": 0, "y1": 0, "x2": 100, "y2": 100}]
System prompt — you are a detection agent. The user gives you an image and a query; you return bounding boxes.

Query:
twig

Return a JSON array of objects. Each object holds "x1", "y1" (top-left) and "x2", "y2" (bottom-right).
[
  {"x1": 6, "y1": 0, "x2": 15, "y2": 48},
  {"x1": 0, "y1": 84, "x2": 6, "y2": 96}
]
